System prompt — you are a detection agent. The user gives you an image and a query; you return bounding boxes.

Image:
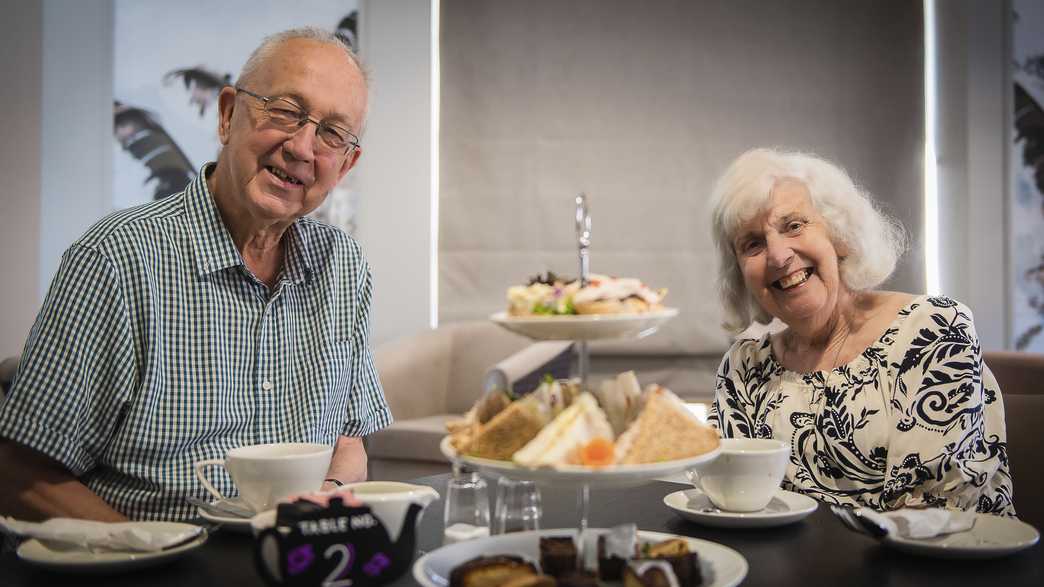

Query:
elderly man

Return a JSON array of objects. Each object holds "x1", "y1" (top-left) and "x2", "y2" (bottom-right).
[{"x1": 0, "y1": 28, "x2": 390, "y2": 521}]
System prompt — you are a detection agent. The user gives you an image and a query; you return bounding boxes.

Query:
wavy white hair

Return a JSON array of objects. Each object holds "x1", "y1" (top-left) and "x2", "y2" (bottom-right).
[{"x1": 708, "y1": 148, "x2": 908, "y2": 333}]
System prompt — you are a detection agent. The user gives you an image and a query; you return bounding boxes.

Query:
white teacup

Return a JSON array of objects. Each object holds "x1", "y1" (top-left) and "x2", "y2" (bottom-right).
[
  {"x1": 686, "y1": 438, "x2": 789, "y2": 512},
  {"x1": 194, "y1": 442, "x2": 333, "y2": 513}
]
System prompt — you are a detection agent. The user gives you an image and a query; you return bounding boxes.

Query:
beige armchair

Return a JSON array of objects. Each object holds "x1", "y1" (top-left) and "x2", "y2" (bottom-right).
[
  {"x1": 367, "y1": 321, "x2": 534, "y2": 480},
  {"x1": 0, "y1": 356, "x2": 18, "y2": 400}
]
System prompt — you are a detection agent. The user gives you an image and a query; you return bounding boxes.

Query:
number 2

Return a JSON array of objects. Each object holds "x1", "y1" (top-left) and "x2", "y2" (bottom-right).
[{"x1": 322, "y1": 543, "x2": 354, "y2": 587}]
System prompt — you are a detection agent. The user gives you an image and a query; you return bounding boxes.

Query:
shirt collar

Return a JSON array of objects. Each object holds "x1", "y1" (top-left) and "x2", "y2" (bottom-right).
[
  {"x1": 186, "y1": 163, "x2": 315, "y2": 285},
  {"x1": 186, "y1": 163, "x2": 243, "y2": 277}
]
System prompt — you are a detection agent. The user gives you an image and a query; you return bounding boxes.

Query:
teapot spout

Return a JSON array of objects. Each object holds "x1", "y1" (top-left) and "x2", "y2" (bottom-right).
[{"x1": 414, "y1": 486, "x2": 440, "y2": 506}]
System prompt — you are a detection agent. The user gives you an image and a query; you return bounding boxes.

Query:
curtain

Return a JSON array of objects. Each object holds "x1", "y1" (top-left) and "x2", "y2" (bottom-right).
[{"x1": 439, "y1": 0, "x2": 924, "y2": 356}]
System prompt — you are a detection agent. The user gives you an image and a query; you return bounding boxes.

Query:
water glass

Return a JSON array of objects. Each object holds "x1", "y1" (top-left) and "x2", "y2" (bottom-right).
[
  {"x1": 494, "y1": 477, "x2": 542, "y2": 534},
  {"x1": 443, "y1": 470, "x2": 491, "y2": 544}
]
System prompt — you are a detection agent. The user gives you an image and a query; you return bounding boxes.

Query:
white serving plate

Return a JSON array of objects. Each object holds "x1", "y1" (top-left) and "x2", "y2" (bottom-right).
[
  {"x1": 664, "y1": 488, "x2": 818, "y2": 529},
  {"x1": 882, "y1": 513, "x2": 1039, "y2": 559},
  {"x1": 413, "y1": 528, "x2": 747, "y2": 587},
  {"x1": 16, "y1": 522, "x2": 208, "y2": 574},
  {"x1": 441, "y1": 436, "x2": 720, "y2": 489},
  {"x1": 490, "y1": 308, "x2": 679, "y2": 341}
]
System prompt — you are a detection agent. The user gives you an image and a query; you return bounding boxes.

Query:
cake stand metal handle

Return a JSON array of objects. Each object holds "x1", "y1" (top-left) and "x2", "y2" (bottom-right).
[{"x1": 575, "y1": 194, "x2": 591, "y2": 384}]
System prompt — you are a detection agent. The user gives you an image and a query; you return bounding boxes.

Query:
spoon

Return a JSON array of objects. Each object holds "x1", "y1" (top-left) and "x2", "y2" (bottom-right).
[{"x1": 186, "y1": 496, "x2": 255, "y2": 519}]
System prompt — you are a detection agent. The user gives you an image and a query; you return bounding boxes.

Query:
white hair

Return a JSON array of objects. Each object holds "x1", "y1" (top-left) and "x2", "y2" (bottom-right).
[
  {"x1": 708, "y1": 148, "x2": 908, "y2": 333},
  {"x1": 236, "y1": 27, "x2": 370, "y2": 128},
  {"x1": 239, "y1": 27, "x2": 367, "y2": 84}
]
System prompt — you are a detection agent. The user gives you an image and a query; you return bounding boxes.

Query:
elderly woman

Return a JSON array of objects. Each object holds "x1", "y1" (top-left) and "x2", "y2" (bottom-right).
[{"x1": 707, "y1": 148, "x2": 1014, "y2": 515}]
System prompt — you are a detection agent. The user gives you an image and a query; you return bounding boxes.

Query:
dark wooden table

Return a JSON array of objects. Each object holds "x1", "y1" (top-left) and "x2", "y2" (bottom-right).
[{"x1": 2, "y1": 474, "x2": 1041, "y2": 586}]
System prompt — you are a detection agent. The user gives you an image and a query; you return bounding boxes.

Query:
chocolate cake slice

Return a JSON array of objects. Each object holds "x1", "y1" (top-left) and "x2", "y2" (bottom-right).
[{"x1": 539, "y1": 536, "x2": 577, "y2": 577}]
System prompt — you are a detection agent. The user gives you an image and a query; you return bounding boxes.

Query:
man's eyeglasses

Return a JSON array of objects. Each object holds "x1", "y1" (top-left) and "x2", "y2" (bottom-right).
[{"x1": 235, "y1": 86, "x2": 360, "y2": 156}]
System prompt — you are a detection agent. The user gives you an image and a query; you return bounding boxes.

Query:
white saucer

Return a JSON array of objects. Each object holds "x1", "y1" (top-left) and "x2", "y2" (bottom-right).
[
  {"x1": 883, "y1": 513, "x2": 1039, "y2": 559},
  {"x1": 16, "y1": 522, "x2": 207, "y2": 574},
  {"x1": 664, "y1": 488, "x2": 818, "y2": 528},
  {"x1": 197, "y1": 497, "x2": 256, "y2": 532}
]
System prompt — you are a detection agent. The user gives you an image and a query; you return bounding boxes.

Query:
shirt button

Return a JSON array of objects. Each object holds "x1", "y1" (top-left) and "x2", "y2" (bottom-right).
[{"x1": 261, "y1": 380, "x2": 274, "y2": 391}]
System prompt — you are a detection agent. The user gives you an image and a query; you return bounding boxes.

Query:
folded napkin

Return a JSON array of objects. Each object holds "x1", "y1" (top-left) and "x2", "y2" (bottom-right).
[
  {"x1": 0, "y1": 517, "x2": 203, "y2": 552},
  {"x1": 483, "y1": 341, "x2": 573, "y2": 395},
  {"x1": 858, "y1": 508, "x2": 976, "y2": 539}
]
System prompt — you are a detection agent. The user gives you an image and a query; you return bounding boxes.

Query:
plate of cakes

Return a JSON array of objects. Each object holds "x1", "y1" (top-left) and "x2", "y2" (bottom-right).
[
  {"x1": 491, "y1": 272, "x2": 678, "y2": 341},
  {"x1": 442, "y1": 372, "x2": 721, "y2": 488},
  {"x1": 413, "y1": 525, "x2": 748, "y2": 587}
]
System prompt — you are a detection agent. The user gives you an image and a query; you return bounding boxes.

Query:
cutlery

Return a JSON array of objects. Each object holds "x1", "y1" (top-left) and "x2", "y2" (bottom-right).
[
  {"x1": 158, "y1": 527, "x2": 209, "y2": 552},
  {"x1": 830, "y1": 505, "x2": 889, "y2": 539},
  {"x1": 186, "y1": 496, "x2": 255, "y2": 519}
]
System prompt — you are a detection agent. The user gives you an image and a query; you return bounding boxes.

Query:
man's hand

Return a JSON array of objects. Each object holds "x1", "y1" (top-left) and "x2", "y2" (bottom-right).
[
  {"x1": 323, "y1": 435, "x2": 368, "y2": 489},
  {"x1": 0, "y1": 440, "x2": 127, "y2": 522}
]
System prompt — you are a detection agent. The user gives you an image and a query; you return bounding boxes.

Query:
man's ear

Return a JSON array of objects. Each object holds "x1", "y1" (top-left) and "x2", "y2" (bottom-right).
[
  {"x1": 216, "y1": 87, "x2": 238, "y2": 145},
  {"x1": 337, "y1": 146, "x2": 362, "y2": 181}
]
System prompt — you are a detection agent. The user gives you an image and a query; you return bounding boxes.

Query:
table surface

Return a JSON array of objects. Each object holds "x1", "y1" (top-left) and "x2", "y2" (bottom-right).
[{"x1": 2, "y1": 474, "x2": 1041, "y2": 586}]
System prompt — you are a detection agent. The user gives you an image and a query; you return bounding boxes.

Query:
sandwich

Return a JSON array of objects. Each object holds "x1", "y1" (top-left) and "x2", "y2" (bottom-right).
[
  {"x1": 592, "y1": 370, "x2": 644, "y2": 436},
  {"x1": 614, "y1": 386, "x2": 720, "y2": 465},
  {"x1": 505, "y1": 272, "x2": 666, "y2": 316},
  {"x1": 513, "y1": 393, "x2": 614, "y2": 467},
  {"x1": 464, "y1": 395, "x2": 552, "y2": 460},
  {"x1": 532, "y1": 376, "x2": 583, "y2": 418},
  {"x1": 447, "y1": 389, "x2": 513, "y2": 451},
  {"x1": 507, "y1": 272, "x2": 579, "y2": 316},
  {"x1": 572, "y1": 275, "x2": 667, "y2": 315}
]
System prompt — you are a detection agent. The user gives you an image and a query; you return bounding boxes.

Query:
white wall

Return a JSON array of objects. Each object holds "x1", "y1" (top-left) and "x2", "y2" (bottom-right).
[
  {"x1": 355, "y1": 0, "x2": 436, "y2": 345},
  {"x1": 39, "y1": 0, "x2": 115, "y2": 301},
  {"x1": 0, "y1": 0, "x2": 433, "y2": 356},
  {"x1": 934, "y1": 0, "x2": 1009, "y2": 350},
  {"x1": 0, "y1": 0, "x2": 42, "y2": 358}
]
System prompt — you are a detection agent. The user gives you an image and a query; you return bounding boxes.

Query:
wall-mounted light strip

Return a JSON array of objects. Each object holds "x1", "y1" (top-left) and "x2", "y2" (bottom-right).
[
  {"x1": 924, "y1": 0, "x2": 940, "y2": 295},
  {"x1": 430, "y1": 0, "x2": 441, "y2": 329}
]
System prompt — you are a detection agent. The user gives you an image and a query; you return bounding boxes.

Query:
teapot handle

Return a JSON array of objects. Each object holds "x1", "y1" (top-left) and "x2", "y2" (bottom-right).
[{"x1": 254, "y1": 528, "x2": 285, "y2": 586}]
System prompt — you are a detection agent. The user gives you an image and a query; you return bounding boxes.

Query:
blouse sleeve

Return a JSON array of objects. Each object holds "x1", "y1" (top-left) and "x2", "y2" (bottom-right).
[
  {"x1": 883, "y1": 297, "x2": 1012, "y2": 513},
  {"x1": 711, "y1": 337, "x2": 777, "y2": 440}
]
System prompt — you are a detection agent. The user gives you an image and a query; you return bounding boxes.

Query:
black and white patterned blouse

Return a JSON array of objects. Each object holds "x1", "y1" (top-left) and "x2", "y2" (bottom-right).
[{"x1": 709, "y1": 295, "x2": 1015, "y2": 516}]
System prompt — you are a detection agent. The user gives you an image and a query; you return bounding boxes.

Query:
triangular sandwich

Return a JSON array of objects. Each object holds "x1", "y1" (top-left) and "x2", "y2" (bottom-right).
[{"x1": 614, "y1": 386, "x2": 720, "y2": 464}]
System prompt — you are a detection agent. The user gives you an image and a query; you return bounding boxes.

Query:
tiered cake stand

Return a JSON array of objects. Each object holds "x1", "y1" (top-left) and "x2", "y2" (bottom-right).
[{"x1": 447, "y1": 195, "x2": 717, "y2": 566}]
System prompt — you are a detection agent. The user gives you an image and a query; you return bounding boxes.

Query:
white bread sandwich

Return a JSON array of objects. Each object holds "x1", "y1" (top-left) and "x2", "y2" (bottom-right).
[
  {"x1": 531, "y1": 376, "x2": 582, "y2": 418},
  {"x1": 513, "y1": 392, "x2": 614, "y2": 468},
  {"x1": 593, "y1": 370, "x2": 644, "y2": 436},
  {"x1": 614, "y1": 386, "x2": 719, "y2": 464}
]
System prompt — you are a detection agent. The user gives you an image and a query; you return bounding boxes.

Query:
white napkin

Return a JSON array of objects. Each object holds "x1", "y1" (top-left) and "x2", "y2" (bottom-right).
[
  {"x1": 483, "y1": 341, "x2": 573, "y2": 394},
  {"x1": 857, "y1": 508, "x2": 976, "y2": 539},
  {"x1": 0, "y1": 517, "x2": 203, "y2": 552}
]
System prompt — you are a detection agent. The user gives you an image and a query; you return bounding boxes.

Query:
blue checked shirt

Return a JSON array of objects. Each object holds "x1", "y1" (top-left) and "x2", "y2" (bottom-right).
[{"x1": 0, "y1": 165, "x2": 392, "y2": 520}]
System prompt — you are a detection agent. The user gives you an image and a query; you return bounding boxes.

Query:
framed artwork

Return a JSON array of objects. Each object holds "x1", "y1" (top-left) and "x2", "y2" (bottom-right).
[
  {"x1": 1012, "y1": 0, "x2": 1044, "y2": 351},
  {"x1": 112, "y1": 0, "x2": 361, "y2": 233}
]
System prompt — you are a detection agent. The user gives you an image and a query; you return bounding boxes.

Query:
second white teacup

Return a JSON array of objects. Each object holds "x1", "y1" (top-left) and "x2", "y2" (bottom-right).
[
  {"x1": 194, "y1": 442, "x2": 333, "y2": 513},
  {"x1": 687, "y1": 438, "x2": 789, "y2": 512}
]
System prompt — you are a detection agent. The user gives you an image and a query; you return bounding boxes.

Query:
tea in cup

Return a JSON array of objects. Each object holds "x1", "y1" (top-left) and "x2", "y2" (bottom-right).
[
  {"x1": 194, "y1": 442, "x2": 333, "y2": 513},
  {"x1": 686, "y1": 438, "x2": 789, "y2": 512}
]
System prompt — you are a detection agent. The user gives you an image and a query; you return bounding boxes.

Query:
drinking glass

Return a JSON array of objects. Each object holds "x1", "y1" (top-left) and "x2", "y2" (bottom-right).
[
  {"x1": 494, "y1": 477, "x2": 542, "y2": 534},
  {"x1": 443, "y1": 469, "x2": 490, "y2": 544}
]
